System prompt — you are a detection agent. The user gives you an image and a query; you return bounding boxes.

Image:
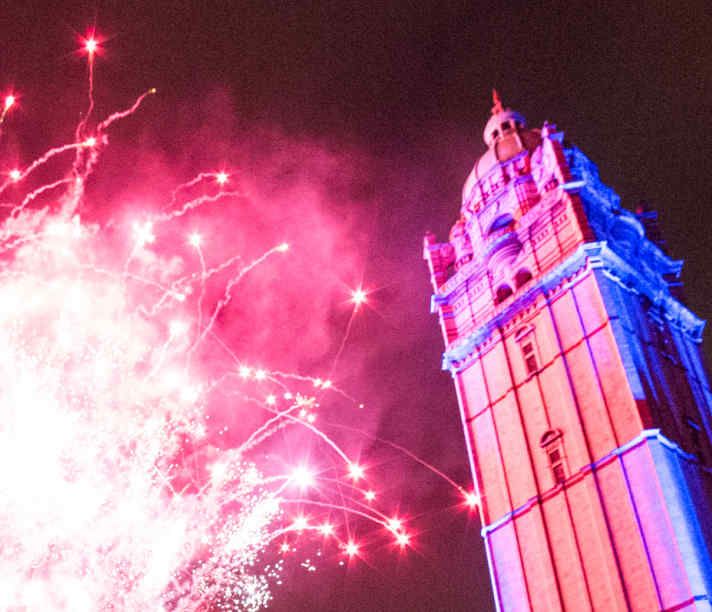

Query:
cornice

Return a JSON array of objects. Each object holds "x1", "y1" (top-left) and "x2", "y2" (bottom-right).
[{"x1": 441, "y1": 242, "x2": 704, "y2": 371}]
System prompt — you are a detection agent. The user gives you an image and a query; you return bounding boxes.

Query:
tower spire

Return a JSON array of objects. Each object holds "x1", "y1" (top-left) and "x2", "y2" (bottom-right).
[{"x1": 491, "y1": 88, "x2": 504, "y2": 114}]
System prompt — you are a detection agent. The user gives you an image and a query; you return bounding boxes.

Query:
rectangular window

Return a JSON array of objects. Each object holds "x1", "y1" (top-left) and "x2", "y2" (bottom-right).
[
  {"x1": 541, "y1": 429, "x2": 566, "y2": 486},
  {"x1": 521, "y1": 342, "x2": 538, "y2": 375},
  {"x1": 547, "y1": 446, "x2": 566, "y2": 484}
]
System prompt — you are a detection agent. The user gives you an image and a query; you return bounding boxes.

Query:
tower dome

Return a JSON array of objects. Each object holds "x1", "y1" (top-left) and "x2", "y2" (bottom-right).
[
  {"x1": 483, "y1": 90, "x2": 527, "y2": 147},
  {"x1": 462, "y1": 91, "x2": 542, "y2": 204}
]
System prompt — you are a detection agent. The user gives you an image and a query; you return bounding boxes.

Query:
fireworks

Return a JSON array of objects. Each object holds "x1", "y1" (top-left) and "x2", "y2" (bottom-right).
[
  {"x1": 350, "y1": 287, "x2": 368, "y2": 307},
  {"x1": 0, "y1": 33, "x2": 473, "y2": 611}
]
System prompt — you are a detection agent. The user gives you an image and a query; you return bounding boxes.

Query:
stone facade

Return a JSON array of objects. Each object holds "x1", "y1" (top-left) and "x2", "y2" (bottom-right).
[{"x1": 424, "y1": 99, "x2": 712, "y2": 611}]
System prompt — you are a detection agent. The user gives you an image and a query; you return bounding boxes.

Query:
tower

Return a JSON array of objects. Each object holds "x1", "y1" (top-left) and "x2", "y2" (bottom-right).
[{"x1": 424, "y1": 94, "x2": 712, "y2": 611}]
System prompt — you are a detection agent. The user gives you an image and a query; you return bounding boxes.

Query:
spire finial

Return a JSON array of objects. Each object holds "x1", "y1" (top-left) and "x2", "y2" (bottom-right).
[{"x1": 491, "y1": 89, "x2": 504, "y2": 115}]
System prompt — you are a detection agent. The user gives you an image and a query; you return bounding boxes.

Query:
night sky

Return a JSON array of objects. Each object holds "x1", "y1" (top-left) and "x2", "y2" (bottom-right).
[{"x1": 2, "y1": 2, "x2": 712, "y2": 610}]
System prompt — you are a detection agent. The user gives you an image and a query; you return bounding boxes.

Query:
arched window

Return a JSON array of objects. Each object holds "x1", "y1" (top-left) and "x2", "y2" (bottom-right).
[
  {"x1": 514, "y1": 268, "x2": 533, "y2": 288},
  {"x1": 495, "y1": 284, "x2": 513, "y2": 304},
  {"x1": 540, "y1": 429, "x2": 566, "y2": 485},
  {"x1": 488, "y1": 213, "x2": 514, "y2": 235}
]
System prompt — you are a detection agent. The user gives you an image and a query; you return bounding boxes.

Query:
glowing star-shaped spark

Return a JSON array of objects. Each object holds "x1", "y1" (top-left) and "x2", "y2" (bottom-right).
[
  {"x1": 238, "y1": 365, "x2": 251, "y2": 378},
  {"x1": 290, "y1": 466, "x2": 316, "y2": 489},
  {"x1": 292, "y1": 516, "x2": 309, "y2": 531},
  {"x1": 364, "y1": 490, "x2": 376, "y2": 502},
  {"x1": 344, "y1": 541, "x2": 359, "y2": 557},
  {"x1": 4, "y1": 95, "x2": 15, "y2": 111},
  {"x1": 84, "y1": 37, "x2": 98, "y2": 56},
  {"x1": 215, "y1": 171, "x2": 229, "y2": 185},
  {"x1": 465, "y1": 492, "x2": 479, "y2": 509},
  {"x1": 351, "y1": 287, "x2": 368, "y2": 307},
  {"x1": 387, "y1": 518, "x2": 402, "y2": 532},
  {"x1": 254, "y1": 369, "x2": 266, "y2": 381},
  {"x1": 318, "y1": 523, "x2": 334, "y2": 536},
  {"x1": 188, "y1": 232, "x2": 202, "y2": 248},
  {"x1": 83, "y1": 136, "x2": 97, "y2": 147},
  {"x1": 280, "y1": 542, "x2": 291, "y2": 554},
  {"x1": 265, "y1": 394, "x2": 277, "y2": 406},
  {"x1": 347, "y1": 463, "x2": 364, "y2": 481},
  {"x1": 396, "y1": 532, "x2": 410, "y2": 547},
  {"x1": 277, "y1": 242, "x2": 289, "y2": 252},
  {"x1": 9, "y1": 169, "x2": 21, "y2": 182}
]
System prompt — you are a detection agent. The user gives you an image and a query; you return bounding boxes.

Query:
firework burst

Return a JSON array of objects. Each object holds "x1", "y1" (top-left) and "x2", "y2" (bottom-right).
[{"x1": 0, "y1": 35, "x2": 474, "y2": 611}]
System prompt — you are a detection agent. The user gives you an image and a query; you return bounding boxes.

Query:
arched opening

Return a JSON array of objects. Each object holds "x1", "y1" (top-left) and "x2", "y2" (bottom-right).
[
  {"x1": 514, "y1": 268, "x2": 533, "y2": 288},
  {"x1": 495, "y1": 284, "x2": 513, "y2": 304},
  {"x1": 514, "y1": 325, "x2": 533, "y2": 342},
  {"x1": 539, "y1": 429, "x2": 562, "y2": 448},
  {"x1": 488, "y1": 213, "x2": 514, "y2": 235}
]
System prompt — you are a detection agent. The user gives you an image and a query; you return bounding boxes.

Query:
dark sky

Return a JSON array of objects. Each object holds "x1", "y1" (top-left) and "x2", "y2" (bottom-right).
[{"x1": 2, "y1": 2, "x2": 712, "y2": 611}]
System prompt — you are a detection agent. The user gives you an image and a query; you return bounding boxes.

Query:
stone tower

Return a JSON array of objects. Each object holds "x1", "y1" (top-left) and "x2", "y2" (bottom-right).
[{"x1": 423, "y1": 94, "x2": 712, "y2": 611}]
